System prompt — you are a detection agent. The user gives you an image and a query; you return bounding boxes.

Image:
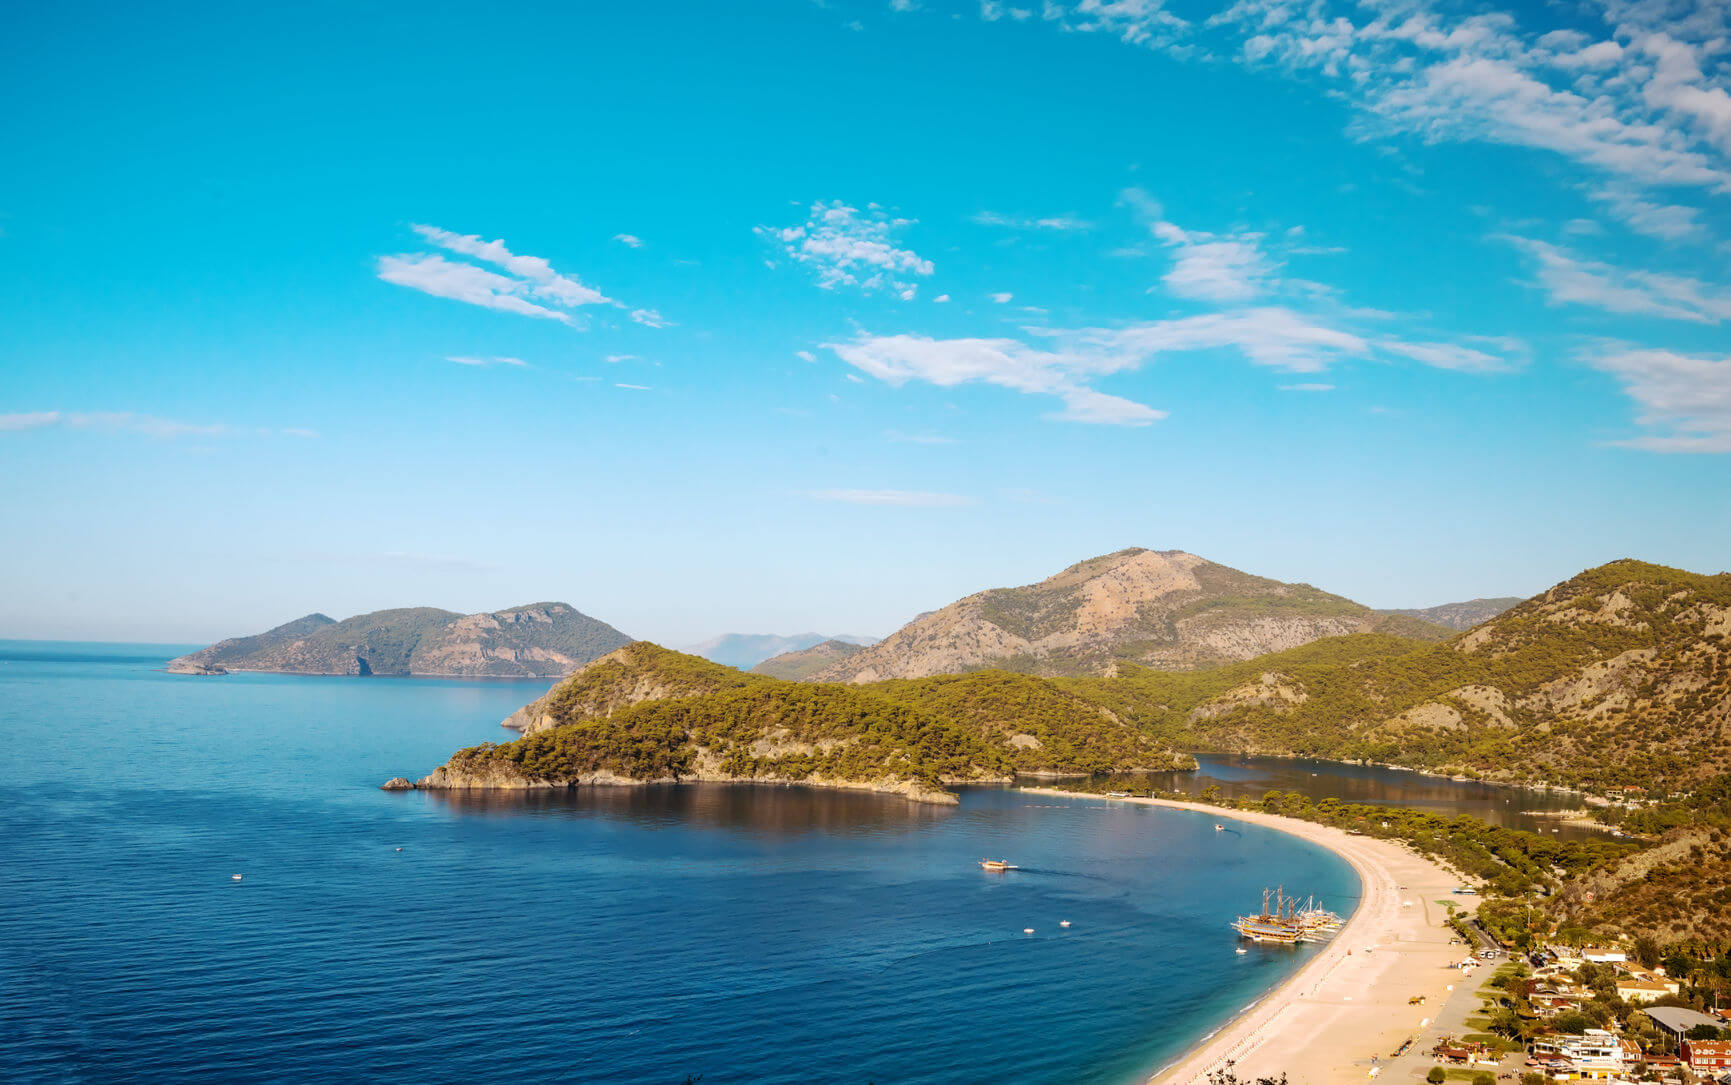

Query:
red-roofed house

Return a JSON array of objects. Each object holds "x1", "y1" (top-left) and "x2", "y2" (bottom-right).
[{"x1": 1684, "y1": 1039, "x2": 1731, "y2": 1071}]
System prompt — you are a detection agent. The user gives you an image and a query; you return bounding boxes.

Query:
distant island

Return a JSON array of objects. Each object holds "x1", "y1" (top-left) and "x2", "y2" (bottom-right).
[
  {"x1": 399, "y1": 550, "x2": 1731, "y2": 803},
  {"x1": 168, "y1": 602, "x2": 630, "y2": 678}
]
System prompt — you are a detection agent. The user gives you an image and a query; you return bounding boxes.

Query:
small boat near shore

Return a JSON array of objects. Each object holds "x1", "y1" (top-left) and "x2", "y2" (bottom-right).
[{"x1": 979, "y1": 858, "x2": 1019, "y2": 872}]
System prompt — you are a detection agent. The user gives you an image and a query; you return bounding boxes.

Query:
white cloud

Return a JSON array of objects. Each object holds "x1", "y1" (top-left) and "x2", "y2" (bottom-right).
[
  {"x1": 991, "y1": 292, "x2": 1014, "y2": 303},
  {"x1": 615, "y1": 383, "x2": 653, "y2": 391},
  {"x1": 1589, "y1": 185, "x2": 1703, "y2": 242},
  {"x1": 1025, "y1": 1, "x2": 1731, "y2": 245},
  {"x1": 1592, "y1": 347, "x2": 1731, "y2": 452},
  {"x1": 613, "y1": 233, "x2": 645, "y2": 248},
  {"x1": 1280, "y1": 383, "x2": 1335, "y2": 392},
  {"x1": 1123, "y1": 187, "x2": 1282, "y2": 302},
  {"x1": 630, "y1": 308, "x2": 672, "y2": 328},
  {"x1": 1506, "y1": 237, "x2": 1731, "y2": 323},
  {"x1": 0, "y1": 411, "x2": 61, "y2": 432},
  {"x1": 378, "y1": 225, "x2": 622, "y2": 325},
  {"x1": 972, "y1": 210, "x2": 1093, "y2": 231},
  {"x1": 796, "y1": 350, "x2": 817, "y2": 362},
  {"x1": 604, "y1": 354, "x2": 635, "y2": 364},
  {"x1": 446, "y1": 355, "x2": 529, "y2": 367},
  {"x1": 756, "y1": 200, "x2": 934, "y2": 298},
  {"x1": 826, "y1": 307, "x2": 1521, "y2": 423},
  {"x1": 807, "y1": 489, "x2": 974, "y2": 506},
  {"x1": 933, "y1": 293, "x2": 951, "y2": 303}
]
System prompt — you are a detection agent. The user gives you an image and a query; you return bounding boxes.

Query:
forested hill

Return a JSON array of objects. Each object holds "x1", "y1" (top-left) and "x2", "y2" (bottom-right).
[
  {"x1": 1082, "y1": 560, "x2": 1731, "y2": 791},
  {"x1": 416, "y1": 643, "x2": 1192, "y2": 801},
  {"x1": 168, "y1": 602, "x2": 630, "y2": 678}
]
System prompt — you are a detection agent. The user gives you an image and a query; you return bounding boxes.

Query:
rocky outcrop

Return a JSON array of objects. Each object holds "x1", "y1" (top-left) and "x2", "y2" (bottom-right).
[
  {"x1": 379, "y1": 777, "x2": 415, "y2": 791},
  {"x1": 411, "y1": 758, "x2": 960, "y2": 805},
  {"x1": 167, "y1": 602, "x2": 631, "y2": 678}
]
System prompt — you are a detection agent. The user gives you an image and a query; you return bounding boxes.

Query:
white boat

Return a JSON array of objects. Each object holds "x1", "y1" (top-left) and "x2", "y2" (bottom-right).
[
  {"x1": 1214, "y1": 824, "x2": 1225, "y2": 831},
  {"x1": 231, "y1": 874, "x2": 243, "y2": 881},
  {"x1": 1236, "y1": 947, "x2": 1248, "y2": 955},
  {"x1": 1060, "y1": 920, "x2": 1071, "y2": 928},
  {"x1": 979, "y1": 858, "x2": 1019, "y2": 872},
  {"x1": 1023, "y1": 928, "x2": 1035, "y2": 934}
]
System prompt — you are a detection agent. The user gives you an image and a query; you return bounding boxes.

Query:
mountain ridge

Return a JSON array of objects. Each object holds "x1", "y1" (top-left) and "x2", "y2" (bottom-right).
[{"x1": 808, "y1": 548, "x2": 1449, "y2": 682}]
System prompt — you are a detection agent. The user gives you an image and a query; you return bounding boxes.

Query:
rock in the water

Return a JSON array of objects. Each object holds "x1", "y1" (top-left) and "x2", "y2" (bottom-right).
[{"x1": 379, "y1": 777, "x2": 415, "y2": 791}]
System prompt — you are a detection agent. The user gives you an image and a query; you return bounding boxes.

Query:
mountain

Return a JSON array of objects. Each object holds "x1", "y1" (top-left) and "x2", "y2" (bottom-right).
[
  {"x1": 752, "y1": 639, "x2": 866, "y2": 680},
  {"x1": 168, "y1": 602, "x2": 631, "y2": 677},
  {"x1": 1380, "y1": 597, "x2": 1523, "y2": 631},
  {"x1": 1112, "y1": 559, "x2": 1731, "y2": 791},
  {"x1": 411, "y1": 642, "x2": 1192, "y2": 802},
  {"x1": 684, "y1": 632, "x2": 874, "y2": 671},
  {"x1": 808, "y1": 548, "x2": 1449, "y2": 682}
]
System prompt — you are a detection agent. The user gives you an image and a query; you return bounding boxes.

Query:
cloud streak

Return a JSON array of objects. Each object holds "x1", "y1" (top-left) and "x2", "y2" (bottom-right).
[
  {"x1": 1592, "y1": 347, "x2": 1731, "y2": 452},
  {"x1": 0, "y1": 411, "x2": 312, "y2": 439}
]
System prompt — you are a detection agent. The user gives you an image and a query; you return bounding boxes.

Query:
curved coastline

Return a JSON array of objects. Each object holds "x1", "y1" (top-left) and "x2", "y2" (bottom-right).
[{"x1": 1026, "y1": 789, "x2": 1479, "y2": 1085}]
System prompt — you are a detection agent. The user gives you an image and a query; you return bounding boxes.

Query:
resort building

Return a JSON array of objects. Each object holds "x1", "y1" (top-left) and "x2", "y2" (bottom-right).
[
  {"x1": 1530, "y1": 1030, "x2": 1628, "y2": 1080},
  {"x1": 1614, "y1": 977, "x2": 1673, "y2": 1003},
  {"x1": 1682, "y1": 1039, "x2": 1731, "y2": 1072}
]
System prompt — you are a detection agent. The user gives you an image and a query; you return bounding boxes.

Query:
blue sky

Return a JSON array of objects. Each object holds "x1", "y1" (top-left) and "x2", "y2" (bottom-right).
[{"x1": 3, "y1": 0, "x2": 1729, "y2": 644}]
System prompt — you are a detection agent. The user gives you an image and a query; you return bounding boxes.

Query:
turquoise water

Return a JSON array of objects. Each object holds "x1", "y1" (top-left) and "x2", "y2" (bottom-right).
[{"x1": 0, "y1": 643, "x2": 1357, "y2": 1084}]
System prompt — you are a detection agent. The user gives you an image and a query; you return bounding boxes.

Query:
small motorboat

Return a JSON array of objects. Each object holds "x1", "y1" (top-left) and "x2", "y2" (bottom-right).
[
  {"x1": 979, "y1": 859, "x2": 1018, "y2": 872},
  {"x1": 1059, "y1": 920, "x2": 1071, "y2": 928},
  {"x1": 1236, "y1": 947, "x2": 1248, "y2": 955},
  {"x1": 1023, "y1": 928, "x2": 1035, "y2": 934},
  {"x1": 231, "y1": 874, "x2": 243, "y2": 882},
  {"x1": 1214, "y1": 824, "x2": 1225, "y2": 832}
]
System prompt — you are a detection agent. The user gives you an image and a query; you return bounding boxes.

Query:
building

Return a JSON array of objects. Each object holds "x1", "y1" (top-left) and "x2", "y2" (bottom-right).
[
  {"x1": 1683, "y1": 1039, "x2": 1731, "y2": 1072},
  {"x1": 1530, "y1": 1030, "x2": 1629, "y2": 1080},
  {"x1": 1645, "y1": 1006, "x2": 1726, "y2": 1047},
  {"x1": 1582, "y1": 945, "x2": 1627, "y2": 964},
  {"x1": 1616, "y1": 978, "x2": 1674, "y2": 1004}
]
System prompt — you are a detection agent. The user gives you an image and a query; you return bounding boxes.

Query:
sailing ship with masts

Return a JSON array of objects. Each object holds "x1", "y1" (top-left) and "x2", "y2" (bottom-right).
[{"x1": 1231, "y1": 886, "x2": 1344, "y2": 944}]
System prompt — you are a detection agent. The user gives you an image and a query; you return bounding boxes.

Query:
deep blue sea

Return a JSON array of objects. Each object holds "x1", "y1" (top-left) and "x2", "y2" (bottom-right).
[{"x1": 0, "y1": 642, "x2": 1357, "y2": 1085}]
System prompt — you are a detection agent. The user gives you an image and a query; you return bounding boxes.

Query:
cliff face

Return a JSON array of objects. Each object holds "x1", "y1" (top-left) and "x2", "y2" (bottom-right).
[
  {"x1": 809, "y1": 548, "x2": 1446, "y2": 682},
  {"x1": 168, "y1": 602, "x2": 631, "y2": 678}
]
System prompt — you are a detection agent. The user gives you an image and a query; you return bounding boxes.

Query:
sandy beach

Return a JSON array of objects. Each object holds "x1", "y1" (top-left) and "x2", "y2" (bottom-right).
[{"x1": 1029, "y1": 790, "x2": 1485, "y2": 1085}]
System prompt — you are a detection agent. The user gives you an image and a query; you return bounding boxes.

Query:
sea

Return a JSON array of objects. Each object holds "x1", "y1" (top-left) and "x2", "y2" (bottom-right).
[{"x1": 0, "y1": 641, "x2": 1367, "y2": 1084}]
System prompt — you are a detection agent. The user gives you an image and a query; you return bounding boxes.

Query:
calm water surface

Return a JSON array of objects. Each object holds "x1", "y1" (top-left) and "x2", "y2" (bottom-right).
[{"x1": 0, "y1": 643, "x2": 1358, "y2": 1084}]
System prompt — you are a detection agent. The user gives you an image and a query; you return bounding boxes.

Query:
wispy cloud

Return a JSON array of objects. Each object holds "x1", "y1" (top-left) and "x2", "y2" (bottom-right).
[
  {"x1": 378, "y1": 224, "x2": 658, "y2": 328},
  {"x1": 1280, "y1": 383, "x2": 1335, "y2": 392},
  {"x1": 1592, "y1": 347, "x2": 1731, "y2": 452},
  {"x1": 1505, "y1": 237, "x2": 1731, "y2": 323},
  {"x1": 446, "y1": 355, "x2": 529, "y2": 367},
  {"x1": 0, "y1": 411, "x2": 312, "y2": 439},
  {"x1": 630, "y1": 308, "x2": 672, "y2": 328},
  {"x1": 827, "y1": 307, "x2": 1521, "y2": 425},
  {"x1": 612, "y1": 233, "x2": 645, "y2": 248},
  {"x1": 757, "y1": 200, "x2": 934, "y2": 299},
  {"x1": 615, "y1": 383, "x2": 652, "y2": 391},
  {"x1": 990, "y1": 292, "x2": 1013, "y2": 304},
  {"x1": 806, "y1": 489, "x2": 973, "y2": 506},
  {"x1": 972, "y1": 210, "x2": 1093, "y2": 231},
  {"x1": 1122, "y1": 187, "x2": 1282, "y2": 302}
]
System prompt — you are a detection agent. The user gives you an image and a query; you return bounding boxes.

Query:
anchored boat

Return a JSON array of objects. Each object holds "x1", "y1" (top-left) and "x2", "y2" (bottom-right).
[{"x1": 1231, "y1": 887, "x2": 1343, "y2": 944}]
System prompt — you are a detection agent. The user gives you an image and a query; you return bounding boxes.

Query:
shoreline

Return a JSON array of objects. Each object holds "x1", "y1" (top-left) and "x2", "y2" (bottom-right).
[{"x1": 1026, "y1": 789, "x2": 1482, "y2": 1085}]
